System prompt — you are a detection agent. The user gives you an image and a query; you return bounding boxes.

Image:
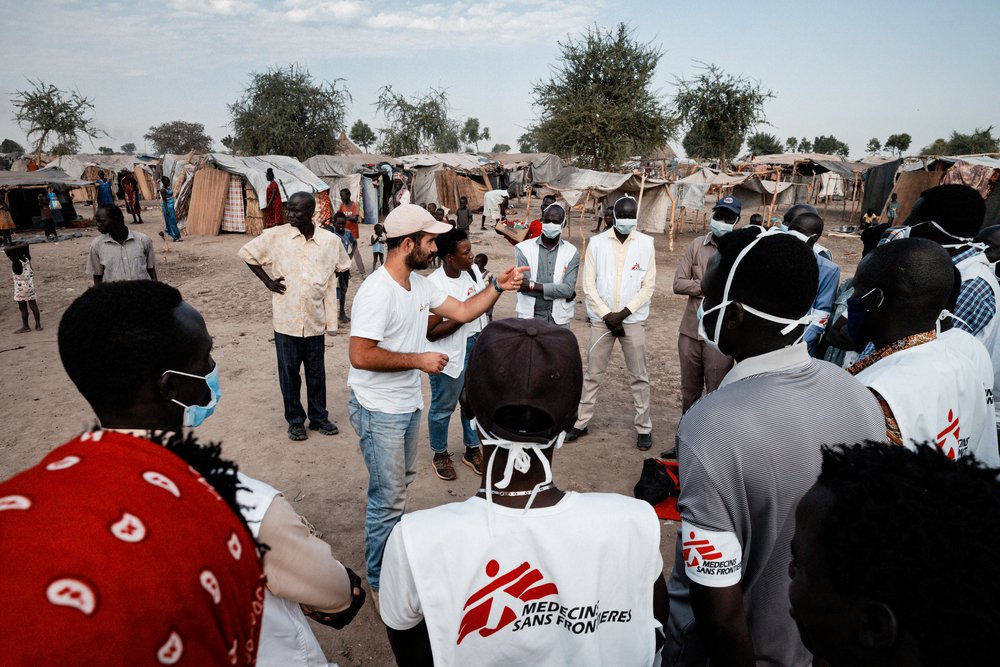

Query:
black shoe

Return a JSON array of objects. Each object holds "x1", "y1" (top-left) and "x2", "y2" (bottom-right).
[
  {"x1": 637, "y1": 433, "x2": 652, "y2": 451},
  {"x1": 288, "y1": 424, "x2": 308, "y2": 441},
  {"x1": 565, "y1": 427, "x2": 588, "y2": 442},
  {"x1": 660, "y1": 447, "x2": 677, "y2": 459},
  {"x1": 308, "y1": 419, "x2": 339, "y2": 436}
]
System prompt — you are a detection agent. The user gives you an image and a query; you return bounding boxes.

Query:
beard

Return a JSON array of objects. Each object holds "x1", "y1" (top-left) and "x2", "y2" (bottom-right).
[{"x1": 405, "y1": 247, "x2": 431, "y2": 270}]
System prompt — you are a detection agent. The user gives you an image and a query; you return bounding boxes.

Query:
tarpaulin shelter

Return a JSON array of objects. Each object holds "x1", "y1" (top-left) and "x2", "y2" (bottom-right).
[
  {"x1": 42, "y1": 154, "x2": 161, "y2": 204},
  {"x1": 397, "y1": 153, "x2": 504, "y2": 213},
  {"x1": 882, "y1": 155, "x2": 1000, "y2": 227},
  {"x1": 0, "y1": 167, "x2": 91, "y2": 228},
  {"x1": 304, "y1": 154, "x2": 399, "y2": 226},
  {"x1": 540, "y1": 167, "x2": 672, "y2": 235},
  {"x1": 486, "y1": 152, "x2": 567, "y2": 195}
]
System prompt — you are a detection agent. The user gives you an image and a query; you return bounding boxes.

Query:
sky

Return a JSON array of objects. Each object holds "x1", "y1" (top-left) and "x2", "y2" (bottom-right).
[{"x1": 2, "y1": 0, "x2": 998, "y2": 160}]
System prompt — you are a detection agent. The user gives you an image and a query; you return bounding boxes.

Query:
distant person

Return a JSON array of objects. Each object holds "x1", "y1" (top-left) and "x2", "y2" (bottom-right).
[
  {"x1": 749, "y1": 212, "x2": 764, "y2": 228},
  {"x1": 371, "y1": 222, "x2": 387, "y2": 269},
  {"x1": 158, "y1": 176, "x2": 181, "y2": 242},
  {"x1": 380, "y1": 318, "x2": 668, "y2": 666},
  {"x1": 47, "y1": 185, "x2": 65, "y2": 231},
  {"x1": 785, "y1": 210, "x2": 840, "y2": 356},
  {"x1": 455, "y1": 195, "x2": 473, "y2": 231},
  {"x1": 514, "y1": 202, "x2": 579, "y2": 327},
  {"x1": 339, "y1": 188, "x2": 366, "y2": 276},
  {"x1": 96, "y1": 170, "x2": 115, "y2": 206},
  {"x1": 567, "y1": 195, "x2": 656, "y2": 450},
  {"x1": 5, "y1": 242, "x2": 42, "y2": 332},
  {"x1": 240, "y1": 192, "x2": 351, "y2": 442},
  {"x1": 789, "y1": 443, "x2": 1000, "y2": 667},
  {"x1": 481, "y1": 188, "x2": 511, "y2": 230},
  {"x1": 474, "y1": 252, "x2": 494, "y2": 321},
  {"x1": 595, "y1": 206, "x2": 614, "y2": 233},
  {"x1": 974, "y1": 224, "x2": 1000, "y2": 278},
  {"x1": 388, "y1": 173, "x2": 410, "y2": 211},
  {"x1": 331, "y1": 211, "x2": 356, "y2": 324},
  {"x1": 265, "y1": 168, "x2": 284, "y2": 228},
  {"x1": 886, "y1": 192, "x2": 900, "y2": 224},
  {"x1": 87, "y1": 205, "x2": 157, "y2": 284},
  {"x1": 0, "y1": 190, "x2": 15, "y2": 245},
  {"x1": 122, "y1": 171, "x2": 143, "y2": 224},
  {"x1": 861, "y1": 207, "x2": 878, "y2": 228}
]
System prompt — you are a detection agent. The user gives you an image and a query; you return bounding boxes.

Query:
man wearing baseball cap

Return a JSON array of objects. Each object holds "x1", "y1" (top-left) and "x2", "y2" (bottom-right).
[
  {"x1": 347, "y1": 204, "x2": 527, "y2": 595},
  {"x1": 379, "y1": 318, "x2": 668, "y2": 665}
]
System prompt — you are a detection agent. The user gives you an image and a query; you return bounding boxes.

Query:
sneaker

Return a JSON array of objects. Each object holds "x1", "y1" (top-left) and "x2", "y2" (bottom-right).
[
  {"x1": 462, "y1": 447, "x2": 483, "y2": 475},
  {"x1": 564, "y1": 427, "x2": 588, "y2": 442},
  {"x1": 288, "y1": 424, "x2": 308, "y2": 441},
  {"x1": 308, "y1": 419, "x2": 339, "y2": 436},
  {"x1": 637, "y1": 433, "x2": 652, "y2": 451},
  {"x1": 432, "y1": 452, "x2": 457, "y2": 481}
]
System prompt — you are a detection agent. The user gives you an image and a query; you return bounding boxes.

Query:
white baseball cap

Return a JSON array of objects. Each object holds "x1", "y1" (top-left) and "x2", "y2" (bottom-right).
[{"x1": 384, "y1": 204, "x2": 453, "y2": 238}]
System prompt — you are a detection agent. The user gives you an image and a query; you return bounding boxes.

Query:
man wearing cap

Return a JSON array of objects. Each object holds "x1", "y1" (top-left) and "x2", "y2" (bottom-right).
[
  {"x1": 566, "y1": 195, "x2": 657, "y2": 450},
  {"x1": 514, "y1": 202, "x2": 579, "y2": 327},
  {"x1": 673, "y1": 196, "x2": 738, "y2": 415},
  {"x1": 240, "y1": 192, "x2": 352, "y2": 442},
  {"x1": 379, "y1": 318, "x2": 668, "y2": 666},
  {"x1": 348, "y1": 204, "x2": 526, "y2": 595}
]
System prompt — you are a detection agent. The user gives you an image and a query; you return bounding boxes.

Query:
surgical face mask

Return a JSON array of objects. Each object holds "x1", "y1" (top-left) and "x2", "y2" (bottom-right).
[
  {"x1": 778, "y1": 223, "x2": 788, "y2": 232},
  {"x1": 910, "y1": 220, "x2": 986, "y2": 250},
  {"x1": 541, "y1": 222, "x2": 563, "y2": 239},
  {"x1": 162, "y1": 362, "x2": 221, "y2": 428},
  {"x1": 614, "y1": 217, "x2": 637, "y2": 234},
  {"x1": 845, "y1": 288, "x2": 883, "y2": 345},
  {"x1": 710, "y1": 217, "x2": 735, "y2": 237}
]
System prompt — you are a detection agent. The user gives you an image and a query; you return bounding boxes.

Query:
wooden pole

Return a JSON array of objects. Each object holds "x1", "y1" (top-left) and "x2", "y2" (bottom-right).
[
  {"x1": 636, "y1": 172, "x2": 647, "y2": 221},
  {"x1": 766, "y1": 167, "x2": 783, "y2": 222},
  {"x1": 847, "y1": 174, "x2": 860, "y2": 225},
  {"x1": 665, "y1": 185, "x2": 677, "y2": 251}
]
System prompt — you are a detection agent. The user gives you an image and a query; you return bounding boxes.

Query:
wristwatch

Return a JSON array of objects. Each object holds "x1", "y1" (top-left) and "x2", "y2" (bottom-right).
[{"x1": 529, "y1": 280, "x2": 536, "y2": 291}]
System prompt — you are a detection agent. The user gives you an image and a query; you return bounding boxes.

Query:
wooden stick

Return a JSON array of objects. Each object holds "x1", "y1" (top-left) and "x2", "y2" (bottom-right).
[
  {"x1": 766, "y1": 168, "x2": 783, "y2": 221},
  {"x1": 668, "y1": 193, "x2": 678, "y2": 251},
  {"x1": 636, "y1": 172, "x2": 647, "y2": 224}
]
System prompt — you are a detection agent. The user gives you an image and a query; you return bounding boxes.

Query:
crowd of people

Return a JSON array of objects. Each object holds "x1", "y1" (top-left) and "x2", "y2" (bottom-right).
[{"x1": 3, "y1": 179, "x2": 1000, "y2": 666}]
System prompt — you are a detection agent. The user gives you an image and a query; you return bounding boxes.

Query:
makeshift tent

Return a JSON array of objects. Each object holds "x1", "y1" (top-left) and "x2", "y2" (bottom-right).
[
  {"x1": 0, "y1": 168, "x2": 91, "y2": 228},
  {"x1": 303, "y1": 154, "x2": 399, "y2": 225},
  {"x1": 397, "y1": 153, "x2": 504, "y2": 212},
  {"x1": 41, "y1": 154, "x2": 160, "y2": 204},
  {"x1": 885, "y1": 155, "x2": 1000, "y2": 226},
  {"x1": 540, "y1": 167, "x2": 672, "y2": 234},
  {"x1": 485, "y1": 152, "x2": 567, "y2": 190}
]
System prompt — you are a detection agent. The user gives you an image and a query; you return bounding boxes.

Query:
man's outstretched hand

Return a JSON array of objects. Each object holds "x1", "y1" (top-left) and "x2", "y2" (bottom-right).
[{"x1": 495, "y1": 265, "x2": 531, "y2": 291}]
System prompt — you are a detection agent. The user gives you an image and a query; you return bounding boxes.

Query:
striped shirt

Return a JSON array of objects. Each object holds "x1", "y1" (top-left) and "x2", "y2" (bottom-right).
[{"x1": 665, "y1": 343, "x2": 886, "y2": 667}]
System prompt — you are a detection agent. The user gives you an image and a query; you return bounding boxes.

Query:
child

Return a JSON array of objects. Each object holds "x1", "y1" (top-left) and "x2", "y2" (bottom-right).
[
  {"x1": 331, "y1": 211, "x2": 356, "y2": 324},
  {"x1": 455, "y1": 196, "x2": 472, "y2": 231},
  {"x1": 0, "y1": 191, "x2": 14, "y2": 246},
  {"x1": 473, "y1": 253, "x2": 494, "y2": 322},
  {"x1": 371, "y1": 222, "x2": 386, "y2": 269},
  {"x1": 5, "y1": 243, "x2": 41, "y2": 332}
]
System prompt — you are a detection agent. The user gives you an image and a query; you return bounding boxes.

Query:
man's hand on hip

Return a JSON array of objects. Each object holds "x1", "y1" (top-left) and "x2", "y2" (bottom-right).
[
  {"x1": 417, "y1": 352, "x2": 449, "y2": 374},
  {"x1": 267, "y1": 277, "x2": 286, "y2": 294}
]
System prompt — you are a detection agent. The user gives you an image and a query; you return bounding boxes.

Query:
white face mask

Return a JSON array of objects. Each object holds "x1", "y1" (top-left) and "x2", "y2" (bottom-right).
[
  {"x1": 541, "y1": 222, "x2": 563, "y2": 239},
  {"x1": 614, "y1": 217, "x2": 637, "y2": 234},
  {"x1": 710, "y1": 217, "x2": 735, "y2": 237}
]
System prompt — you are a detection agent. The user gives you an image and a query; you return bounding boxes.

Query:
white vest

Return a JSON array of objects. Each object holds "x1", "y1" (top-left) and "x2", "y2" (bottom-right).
[
  {"x1": 955, "y1": 251, "x2": 1000, "y2": 423},
  {"x1": 855, "y1": 336, "x2": 999, "y2": 465},
  {"x1": 237, "y1": 474, "x2": 334, "y2": 667},
  {"x1": 585, "y1": 230, "x2": 655, "y2": 324},
  {"x1": 390, "y1": 493, "x2": 662, "y2": 667},
  {"x1": 515, "y1": 238, "x2": 578, "y2": 325}
]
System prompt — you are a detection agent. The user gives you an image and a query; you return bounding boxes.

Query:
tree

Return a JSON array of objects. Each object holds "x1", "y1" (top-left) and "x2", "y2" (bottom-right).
[
  {"x1": 517, "y1": 130, "x2": 539, "y2": 153},
  {"x1": 674, "y1": 62, "x2": 772, "y2": 165},
  {"x1": 920, "y1": 128, "x2": 996, "y2": 156},
  {"x1": 350, "y1": 120, "x2": 377, "y2": 152},
  {"x1": 785, "y1": 137, "x2": 798, "y2": 152},
  {"x1": 375, "y1": 86, "x2": 460, "y2": 155},
  {"x1": 460, "y1": 118, "x2": 490, "y2": 152},
  {"x1": 529, "y1": 23, "x2": 675, "y2": 170},
  {"x1": 492, "y1": 143, "x2": 511, "y2": 153},
  {"x1": 884, "y1": 132, "x2": 912, "y2": 156},
  {"x1": 798, "y1": 137, "x2": 813, "y2": 153},
  {"x1": 745, "y1": 132, "x2": 783, "y2": 156},
  {"x1": 120, "y1": 142, "x2": 136, "y2": 155},
  {"x1": 812, "y1": 135, "x2": 850, "y2": 157},
  {"x1": 0, "y1": 139, "x2": 25, "y2": 153},
  {"x1": 98, "y1": 146, "x2": 114, "y2": 155},
  {"x1": 866, "y1": 137, "x2": 882, "y2": 154},
  {"x1": 229, "y1": 64, "x2": 350, "y2": 159},
  {"x1": 12, "y1": 79, "x2": 101, "y2": 160},
  {"x1": 144, "y1": 121, "x2": 213, "y2": 154}
]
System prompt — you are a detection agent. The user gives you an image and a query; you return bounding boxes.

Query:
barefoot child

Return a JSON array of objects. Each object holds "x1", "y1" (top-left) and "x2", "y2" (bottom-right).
[
  {"x1": 371, "y1": 222, "x2": 386, "y2": 269},
  {"x1": 5, "y1": 243, "x2": 41, "y2": 332},
  {"x1": 473, "y1": 252, "x2": 494, "y2": 322}
]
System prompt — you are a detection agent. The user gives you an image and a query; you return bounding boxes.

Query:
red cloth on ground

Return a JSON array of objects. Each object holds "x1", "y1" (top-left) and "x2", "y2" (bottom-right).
[
  {"x1": 0, "y1": 431, "x2": 265, "y2": 665},
  {"x1": 264, "y1": 181, "x2": 283, "y2": 228}
]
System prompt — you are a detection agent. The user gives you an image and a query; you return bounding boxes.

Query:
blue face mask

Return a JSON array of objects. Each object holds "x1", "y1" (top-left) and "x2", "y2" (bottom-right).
[
  {"x1": 162, "y1": 363, "x2": 221, "y2": 428},
  {"x1": 846, "y1": 288, "x2": 883, "y2": 345}
]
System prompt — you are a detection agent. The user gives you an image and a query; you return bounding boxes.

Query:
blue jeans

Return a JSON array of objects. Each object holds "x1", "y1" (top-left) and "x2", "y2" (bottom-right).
[
  {"x1": 274, "y1": 332, "x2": 328, "y2": 426},
  {"x1": 348, "y1": 390, "x2": 420, "y2": 591},
  {"x1": 428, "y1": 333, "x2": 480, "y2": 453}
]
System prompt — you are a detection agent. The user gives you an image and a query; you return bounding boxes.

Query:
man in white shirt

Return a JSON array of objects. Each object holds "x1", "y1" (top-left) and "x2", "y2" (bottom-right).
[
  {"x1": 514, "y1": 202, "x2": 579, "y2": 327},
  {"x1": 480, "y1": 188, "x2": 511, "y2": 230},
  {"x1": 425, "y1": 227, "x2": 488, "y2": 481},
  {"x1": 379, "y1": 318, "x2": 668, "y2": 666},
  {"x1": 845, "y1": 237, "x2": 998, "y2": 464},
  {"x1": 240, "y1": 192, "x2": 351, "y2": 442},
  {"x1": 566, "y1": 195, "x2": 657, "y2": 450},
  {"x1": 347, "y1": 204, "x2": 525, "y2": 594}
]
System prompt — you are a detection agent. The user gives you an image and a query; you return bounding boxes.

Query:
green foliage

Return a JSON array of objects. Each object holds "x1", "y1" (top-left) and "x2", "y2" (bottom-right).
[
  {"x1": 517, "y1": 130, "x2": 539, "y2": 153},
  {"x1": 228, "y1": 64, "x2": 350, "y2": 159},
  {"x1": 529, "y1": 23, "x2": 675, "y2": 170},
  {"x1": 98, "y1": 146, "x2": 114, "y2": 155},
  {"x1": 12, "y1": 79, "x2": 101, "y2": 157},
  {"x1": 812, "y1": 135, "x2": 850, "y2": 157},
  {"x1": 0, "y1": 139, "x2": 25, "y2": 153},
  {"x1": 350, "y1": 120, "x2": 377, "y2": 152},
  {"x1": 492, "y1": 143, "x2": 511, "y2": 153},
  {"x1": 461, "y1": 118, "x2": 490, "y2": 152},
  {"x1": 866, "y1": 137, "x2": 882, "y2": 154},
  {"x1": 674, "y1": 62, "x2": 772, "y2": 164},
  {"x1": 785, "y1": 137, "x2": 798, "y2": 152},
  {"x1": 375, "y1": 86, "x2": 460, "y2": 155},
  {"x1": 798, "y1": 137, "x2": 813, "y2": 153},
  {"x1": 120, "y1": 142, "x2": 136, "y2": 155},
  {"x1": 920, "y1": 128, "x2": 996, "y2": 156},
  {"x1": 144, "y1": 120, "x2": 213, "y2": 154},
  {"x1": 746, "y1": 132, "x2": 783, "y2": 156},
  {"x1": 884, "y1": 133, "x2": 912, "y2": 155},
  {"x1": 49, "y1": 140, "x2": 79, "y2": 156},
  {"x1": 682, "y1": 124, "x2": 713, "y2": 162}
]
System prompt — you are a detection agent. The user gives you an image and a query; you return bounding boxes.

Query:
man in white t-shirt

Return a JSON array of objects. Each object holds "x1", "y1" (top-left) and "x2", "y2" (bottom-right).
[
  {"x1": 426, "y1": 227, "x2": 488, "y2": 481},
  {"x1": 347, "y1": 204, "x2": 526, "y2": 594},
  {"x1": 380, "y1": 318, "x2": 667, "y2": 666},
  {"x1": 480, "y1": 188, "x2": 511, "y2": 230}
]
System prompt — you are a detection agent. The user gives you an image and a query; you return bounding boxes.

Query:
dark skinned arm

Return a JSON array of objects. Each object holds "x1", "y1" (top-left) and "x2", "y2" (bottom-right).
[
  {"x1": 653, "y1": 573, "x2": 669, "y2": 651},
  {"x1": 93, "y1": 274, "x2": 103, "y2": 286},
  {"x1": 426, "y1": 313, "x2": 464, "y2": 342},
  {"x1": 689, "y1": 582, "x2": 755, "y2": 667},
  {"x1": 386, "y1": 621, "x2": 434, "y2": 667},
  {"x1": 244, "y1": 262, "x2": 286, "y2": 294},
  {"x1": 147, "y1": 267, "x2": 158, "y2": 281}
]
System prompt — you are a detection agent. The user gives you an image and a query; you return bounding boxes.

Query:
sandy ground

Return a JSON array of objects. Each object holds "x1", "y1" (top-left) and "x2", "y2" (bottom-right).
[{"x1": 0, "y1": 199, "x2": 863, "y2": 665}]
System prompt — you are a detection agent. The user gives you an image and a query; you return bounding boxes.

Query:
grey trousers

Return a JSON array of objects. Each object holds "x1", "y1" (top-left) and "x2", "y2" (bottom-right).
[
  {"x1": 575, "y1": 320, "x2": 652, "y2": 434},
  {"x1": 678, "y1": 333, "x2": 734, "y2": 413}
]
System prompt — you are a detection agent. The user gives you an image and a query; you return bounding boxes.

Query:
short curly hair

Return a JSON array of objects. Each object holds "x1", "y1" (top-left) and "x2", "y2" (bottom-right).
[{"x1": 816, "y1": 442, "x2": 1000, "y2": 666}]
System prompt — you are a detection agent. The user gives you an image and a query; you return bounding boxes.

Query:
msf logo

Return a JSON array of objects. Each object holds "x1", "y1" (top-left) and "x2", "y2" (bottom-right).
[
  {"x1": 457, "y1": 560, "x2": 558, "y2": 645},
  {"x1": 630, "y1": 262, "x2": 643, "y2": 272},
  {"x1": 682, "y1": 532, "x2": 723, "y2": 567},
  {"x1": 937, "y1": 409, "x2": 964, "y2": 460}
]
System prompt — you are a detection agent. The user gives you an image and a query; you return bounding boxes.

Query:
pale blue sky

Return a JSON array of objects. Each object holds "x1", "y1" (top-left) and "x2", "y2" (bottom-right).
[{"x1": 2, "y1": 0, "x2": 997, "y2": 159}]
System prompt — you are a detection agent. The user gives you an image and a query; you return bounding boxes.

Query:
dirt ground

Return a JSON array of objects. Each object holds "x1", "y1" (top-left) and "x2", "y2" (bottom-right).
[{"x1": 0, "y1": 198, "x2": 863, "y2": 665}]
